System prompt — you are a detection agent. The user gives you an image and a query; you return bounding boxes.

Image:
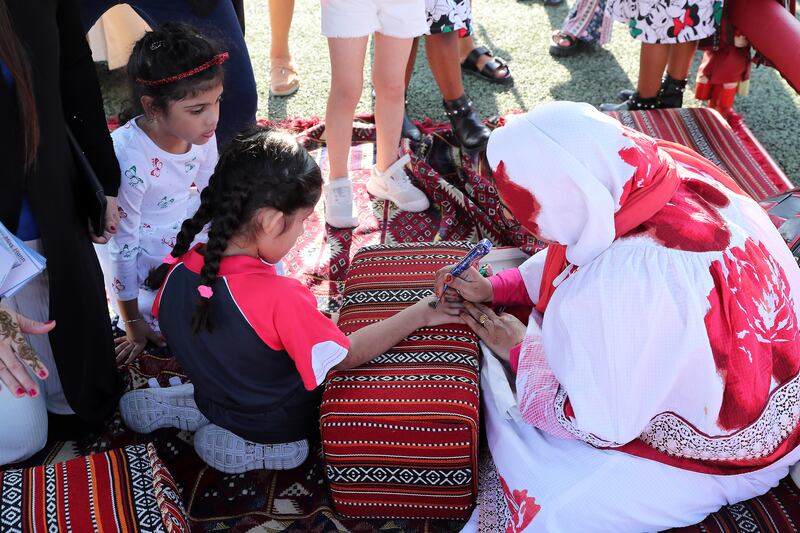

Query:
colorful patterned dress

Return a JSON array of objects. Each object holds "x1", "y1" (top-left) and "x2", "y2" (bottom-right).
[
  {"x1": 99, "y1": 118, "x2": 217, "y2": 332},
  {"x1": 426, "y1": 0, "x2": 472, "y2": 36},
  {"x1": 607, "y1": 0, "x2": 724, "y2": 43}
]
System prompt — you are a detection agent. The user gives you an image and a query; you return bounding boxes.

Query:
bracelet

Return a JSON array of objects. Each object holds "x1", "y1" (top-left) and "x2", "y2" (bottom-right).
[{"x1": 122, "y1": 317, "x2": 143, "y2": 324}]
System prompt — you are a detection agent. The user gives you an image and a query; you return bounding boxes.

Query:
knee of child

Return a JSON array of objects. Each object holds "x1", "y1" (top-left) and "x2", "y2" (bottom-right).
[
  {"x1": 372, "y1": 77, "x2": 406, "y2": 102},
  {"x1": 331, "y1": 81, "x2": 364, "y2": 108}
]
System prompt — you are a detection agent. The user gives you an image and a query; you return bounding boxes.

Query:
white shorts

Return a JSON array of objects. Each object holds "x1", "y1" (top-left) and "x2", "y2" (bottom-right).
[{"x1": 321, "y1": 0, "x2": 428, "y2": 39}]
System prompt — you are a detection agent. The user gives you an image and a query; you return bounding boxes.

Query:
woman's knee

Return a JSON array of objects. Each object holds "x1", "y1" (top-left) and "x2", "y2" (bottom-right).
[{"x1": 0, "y1": 392, "x2": 47, "y2": 465}]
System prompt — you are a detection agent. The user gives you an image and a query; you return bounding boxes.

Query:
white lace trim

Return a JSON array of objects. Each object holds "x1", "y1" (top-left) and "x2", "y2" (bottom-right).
[
  {"x1": 554, "y1": 372, "x2": 800, "y2": 461},
  {"x1": 554, "y1": 388, "x2": 624, "y2": 448},
  {"x1": 641, "y1": 372, "x2": 800, "y2": 461}
]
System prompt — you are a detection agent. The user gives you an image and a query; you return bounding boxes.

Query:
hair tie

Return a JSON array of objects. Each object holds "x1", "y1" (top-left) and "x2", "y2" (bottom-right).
[
  {"x1": 198, "y1": 285, "x2": 214, "y2": 299},
  {"x1": 135, "y1": 52, "x2": 230, "y2": 86},
  {"x1": 163, "y1": 254, "x2": 179, "y2": 265}
]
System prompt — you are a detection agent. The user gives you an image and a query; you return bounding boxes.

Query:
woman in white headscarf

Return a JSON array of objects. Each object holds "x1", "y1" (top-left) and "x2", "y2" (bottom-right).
[{"x1": 435, "y1": 102, "x2": 800, "y2": 532}]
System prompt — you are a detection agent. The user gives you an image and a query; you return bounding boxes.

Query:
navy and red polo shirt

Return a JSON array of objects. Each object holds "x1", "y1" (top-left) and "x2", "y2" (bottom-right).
[{"x1": 154, "y1": 245, "x2": 350, "y2": 444}]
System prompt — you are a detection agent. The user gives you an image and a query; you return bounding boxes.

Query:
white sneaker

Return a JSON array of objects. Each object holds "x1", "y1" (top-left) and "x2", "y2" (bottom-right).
[
  {"x1": 367, "y1": 154, "x2": 430, "y2": 212},
  {"x1": 119, "y1": 382, "x2": 209, "y2": 433},
  {"x1": 324, "y1": 178, "x2": 359, "y2": 228},
  {"x1": 194, "y1": 424, "x2": 309, "y2": 473}
]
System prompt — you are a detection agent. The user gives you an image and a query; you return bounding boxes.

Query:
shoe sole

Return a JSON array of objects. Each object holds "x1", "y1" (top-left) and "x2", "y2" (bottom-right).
[
  {"x1": 194, "y1": 425, "x2": 309, "y2": 473},
  {"x1": 366, "y1": 179, "x2": 430, "y2": 212},
  {"x1": 269, "y1": 85, "x2": 299, "y2": 97},
  {"x1": 119, "y1": 384, "x2": 209, "y2": 433}
]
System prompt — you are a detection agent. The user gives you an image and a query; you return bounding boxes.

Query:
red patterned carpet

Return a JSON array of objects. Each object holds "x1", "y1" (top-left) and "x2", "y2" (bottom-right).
[{"x1": 11, "y1": 109, "x2": 800, "y2": 533}]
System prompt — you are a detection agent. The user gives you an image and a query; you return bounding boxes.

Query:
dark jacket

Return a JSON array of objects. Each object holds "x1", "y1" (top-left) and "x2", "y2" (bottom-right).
[{"x1": 1, "y1": 0, "x2": 123, "y2": 422}]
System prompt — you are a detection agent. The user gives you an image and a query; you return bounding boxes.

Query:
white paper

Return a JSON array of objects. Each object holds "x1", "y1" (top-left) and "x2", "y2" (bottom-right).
[{"x1": 0, "y1": 221, "x2": 45, "y2": 298}]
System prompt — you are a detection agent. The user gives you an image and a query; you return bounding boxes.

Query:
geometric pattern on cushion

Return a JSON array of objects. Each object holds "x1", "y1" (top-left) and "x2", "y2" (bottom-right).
[
  {"x1": 321, "y1": 241, "x2": 481, "y2": 520},
  {"x1": 0, "y1": 443, "x2": 188, "y2": 533}
]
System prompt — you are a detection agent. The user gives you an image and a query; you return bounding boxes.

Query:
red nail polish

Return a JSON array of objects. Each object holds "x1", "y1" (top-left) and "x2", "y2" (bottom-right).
[
  {"x1": 44, "y1": 320, "x2": 55, "y2": 325},
  {"x1": 16, "y1": 387, "x2": 25, "y2": 396},
  {"x1": 28, "y1": 389, "x2": 38, "y2": 397},
  {"x1": 38, "y1": 370, "x2": 48, "y2": 378}
]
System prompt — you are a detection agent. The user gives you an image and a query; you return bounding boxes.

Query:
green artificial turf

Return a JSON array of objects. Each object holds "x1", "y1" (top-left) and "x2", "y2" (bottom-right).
[{"x1": 96, "y1": 0, "x2": 800, "y2": 183}]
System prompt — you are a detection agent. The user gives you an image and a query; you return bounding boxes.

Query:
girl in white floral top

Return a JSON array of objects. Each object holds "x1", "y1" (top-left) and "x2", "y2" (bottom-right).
[{"x1": 101, "y1": 23, "x2": 226, "y2": 363}]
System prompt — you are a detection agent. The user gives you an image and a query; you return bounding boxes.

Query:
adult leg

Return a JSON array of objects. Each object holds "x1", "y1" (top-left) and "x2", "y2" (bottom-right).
[
  {"x1": 269, "y1": 0, "x2": 300, "y2": 96},
  {"x1": 426, "y1": 32, "x2": 489, "y2": 151},
  {"x1": 323, "y1": 37, "x2": 367, "y2": 228},
  {"x1": 88, "y1": 0, "x2": 257, "y2": 145}
]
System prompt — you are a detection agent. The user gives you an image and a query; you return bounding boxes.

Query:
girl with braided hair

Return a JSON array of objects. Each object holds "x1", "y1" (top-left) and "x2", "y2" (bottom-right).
[
  {"x1": 119, "y1": 127, "x2": 462, "y2": 473},
  {"x1": 101, "y1": 23, "x2": 225, "y2": 364}
]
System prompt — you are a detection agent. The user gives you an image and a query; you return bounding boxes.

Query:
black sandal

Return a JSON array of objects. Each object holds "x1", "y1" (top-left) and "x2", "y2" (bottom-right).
[
  {"x1": 549, "y1": 31, "x2": 586, "y2": 58},
  {"x1": 460, "y1": 46, "x2": 513, "y2": 85}
]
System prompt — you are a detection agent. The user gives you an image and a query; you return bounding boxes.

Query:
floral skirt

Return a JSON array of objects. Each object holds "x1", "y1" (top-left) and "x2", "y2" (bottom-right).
[
  {"x1": 607, "y1": 0, "x2": 723, "y2": 44},
  {"x1": 426, "y1": 0, "x2": 472, "y2": 36}
]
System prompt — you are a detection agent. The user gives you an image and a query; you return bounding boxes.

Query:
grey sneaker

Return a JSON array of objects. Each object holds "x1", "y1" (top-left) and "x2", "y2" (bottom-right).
[
  {"x1": 194, "y1": 424, "x2": 309, "y2": 473},
  {"x1": 367, "y1": 154, "x2": 429, "y2": 212},
  {"x1": 119, "y1": 382, "x2": 209, "y2": 433}
]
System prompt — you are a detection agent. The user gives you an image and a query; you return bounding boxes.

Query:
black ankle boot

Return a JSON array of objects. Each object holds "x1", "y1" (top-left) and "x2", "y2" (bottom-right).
[
  {"x1": 599, "y1": 92, "x2": 660, "y2": 112},
  {"x1": 443, "y1": 94, "x2": 490, "y2": 152},
  {"x1": 615, "y1": 75, "x2": 687, "y2": 108},
  {"x1": 658, "y1": 74, "x2": 687, "y2": 108},
  {"x1": 402, "y1": 101, "x2": 422, "y2": 142}
]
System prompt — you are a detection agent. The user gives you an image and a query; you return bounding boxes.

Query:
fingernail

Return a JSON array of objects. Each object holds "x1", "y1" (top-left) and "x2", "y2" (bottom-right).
[
  {"x1": 38, "y1": 370, "x2": 48, "y2": 378},
  {"x1": 44, "y1": 320, "x2": 55, "y2": 325},
  {"x1": 16, "y1": 387, "x2": 25, "y2": 396},
  {"x1": 28, "y1": 389, "x2": 38, "y2": 397},
  {"x1": 445, "y1": 274, "x2": 453, "y2": 282}
]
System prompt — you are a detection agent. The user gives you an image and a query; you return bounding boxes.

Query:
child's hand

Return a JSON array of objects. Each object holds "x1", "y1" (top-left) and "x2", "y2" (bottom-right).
[
  {"x1": 433, "y1": 265, "x2": 493, "y2": 303},
  {"x1": 411, "y1": 296, "x2": 464, "y2": 328},
  {"x1": 115, "y1": 319, "x2": 165, "y2": 364}
]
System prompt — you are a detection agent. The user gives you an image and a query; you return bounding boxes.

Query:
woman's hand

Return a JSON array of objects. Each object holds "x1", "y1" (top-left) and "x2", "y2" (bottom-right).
[
  {"x1": 0, "y1": 305, "x2": 54, "y2": 398},
  {"x1": 460, "y1": 302, "x2": 526, "y2": 361},
  {"x1": 433, "y1": 265, "x2": 493, "y2": 303},
  {"x1": 90, "y1": 195, "x2": 120, "y2": 245},
  {"x1": 115, "y1": 319, "x2": 164, "y2": 364}
]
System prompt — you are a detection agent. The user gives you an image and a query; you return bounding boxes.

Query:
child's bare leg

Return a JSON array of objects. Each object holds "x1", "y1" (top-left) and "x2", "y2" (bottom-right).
[
  {"x1": 325, "y1": 37, "x2": 368, "y2": 180},
  {"x1": 372, "y1": 33, "x2": 414, "y2": 172}
]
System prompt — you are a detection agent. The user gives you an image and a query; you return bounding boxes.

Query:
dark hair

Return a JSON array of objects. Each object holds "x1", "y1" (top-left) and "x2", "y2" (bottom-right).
[
  {"x1": 121, "y1": 22, "x2": 225, "y2": 123},
  {"x1": 145, "y1": 127, "x2": 323, "y2": 333},
  {"x1": 0, "y1": 3, "x2": 39, "y2": 169}
]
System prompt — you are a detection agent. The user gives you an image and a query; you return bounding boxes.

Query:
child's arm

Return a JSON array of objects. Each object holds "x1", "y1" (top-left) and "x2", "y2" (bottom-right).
[
  {"x1": 334, "y1": 297, "x2": 462, "y2": 370},
  {"x1": 109, "y1": 142, "x2": 163, "y2": 362}
]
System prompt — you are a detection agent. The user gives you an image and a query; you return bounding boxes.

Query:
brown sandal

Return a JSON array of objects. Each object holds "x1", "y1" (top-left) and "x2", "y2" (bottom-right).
[{"x1": 270, "y1": 58, "x2": 300, "y2": 97}]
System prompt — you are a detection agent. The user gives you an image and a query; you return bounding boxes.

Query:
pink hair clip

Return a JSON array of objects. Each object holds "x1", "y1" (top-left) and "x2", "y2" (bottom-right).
[
  {"x1": 198, "y1": 285, "x2": 214, "y2": 299},
  {"x1": 163, "y1": 254, "x2": 179, "y2": 265}
]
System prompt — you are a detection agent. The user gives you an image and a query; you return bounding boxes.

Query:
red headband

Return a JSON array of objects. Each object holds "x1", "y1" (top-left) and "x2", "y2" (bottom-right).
[{"x1": 135, "y1": 52, "x2": 229, "y2": 87}]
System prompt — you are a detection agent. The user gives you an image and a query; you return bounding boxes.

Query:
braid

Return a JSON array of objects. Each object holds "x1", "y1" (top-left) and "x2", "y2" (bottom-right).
[
  {"x1": 191, "y1": 179, "x2": 253, "y2": 333},
  {"x1": 183, "y1": 126, "x2": 323, "y2": 335},
  {"x1": 144, "y1": 176, "x2": 218, "y2": 290}
]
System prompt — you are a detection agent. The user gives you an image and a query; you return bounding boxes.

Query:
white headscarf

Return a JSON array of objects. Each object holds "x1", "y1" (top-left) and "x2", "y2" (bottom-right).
[{"x1": 486, "y1": 102, "x2": 641, "y2": 266}]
